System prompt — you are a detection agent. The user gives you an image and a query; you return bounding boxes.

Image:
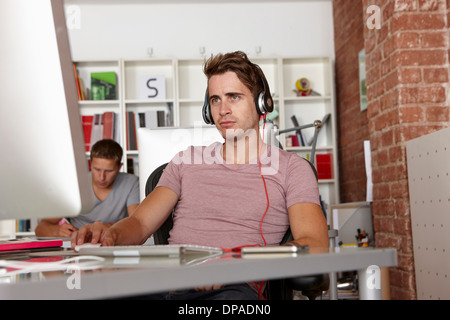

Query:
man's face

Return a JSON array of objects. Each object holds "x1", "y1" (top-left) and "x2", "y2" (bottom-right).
[
  {"x1": 208, "y1": 71, "x2": 260, "y2": 139},
  {"x1": 91, "y1": 157, "x2": 121, "y2": 189}
]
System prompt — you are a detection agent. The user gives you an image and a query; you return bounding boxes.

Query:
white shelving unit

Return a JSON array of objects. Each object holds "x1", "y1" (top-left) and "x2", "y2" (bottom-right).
[{"x1": 74, "y1": 56, "x2": 339, "y2": 207}]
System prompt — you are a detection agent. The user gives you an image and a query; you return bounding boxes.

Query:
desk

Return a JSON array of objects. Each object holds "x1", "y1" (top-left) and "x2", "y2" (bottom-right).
[{"x1": 0, "y1": 247, "x2": 397, "y2": 300}]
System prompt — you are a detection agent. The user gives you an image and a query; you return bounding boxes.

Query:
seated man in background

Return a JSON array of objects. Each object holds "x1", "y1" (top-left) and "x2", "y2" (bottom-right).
[
  {"x1": 71, "y1": 51, "x2": 328, "y2": 299},
  {"x1": 35, "y1": 139, "x2": 140, "y2": 238}
]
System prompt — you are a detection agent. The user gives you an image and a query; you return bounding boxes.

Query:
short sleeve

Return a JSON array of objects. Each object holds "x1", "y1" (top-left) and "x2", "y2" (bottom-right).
[
  {"x1": 126, "y1": 177, "x2": 140, "y2": 206},
  {"x1": 285, "y1": 154, "x2": 320, "y2": 208},
  {"x1": 156, "y1": 151, "x2": 184, "y2": 197}
]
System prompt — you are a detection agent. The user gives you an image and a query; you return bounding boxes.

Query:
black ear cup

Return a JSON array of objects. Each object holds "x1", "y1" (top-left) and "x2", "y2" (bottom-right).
[
  {"x1": 255, "y1": 76, "x2": 273, "y2": 116},
  {"x1": 202, "y1": 89, "x2": 214, "y2": 125}
]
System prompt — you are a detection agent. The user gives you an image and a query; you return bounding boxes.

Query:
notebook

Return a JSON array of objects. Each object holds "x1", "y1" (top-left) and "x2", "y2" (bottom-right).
[
  {"x1": 77, "y1": 244, "x2": 223, "y2": 257},
  {"x1": 0, "y1": 238, "x2": 63, "y2": 252}
]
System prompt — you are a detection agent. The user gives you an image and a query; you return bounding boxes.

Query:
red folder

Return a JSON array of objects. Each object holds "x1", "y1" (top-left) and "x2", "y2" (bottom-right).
[{"x1": 0, "y1": 239, "x2": 63, "y2": 251}]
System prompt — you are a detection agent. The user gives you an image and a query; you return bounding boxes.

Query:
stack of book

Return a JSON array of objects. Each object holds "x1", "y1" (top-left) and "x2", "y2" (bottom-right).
[
  {"x1": 126, "y1": 109, "x2": 169, "y2": 151},
  {"x1": 72, "y1": 64, "x2": 117, "y2": 101},
  {"x1": 81, "y1": 112, "x2": 120, "y2": 152}
]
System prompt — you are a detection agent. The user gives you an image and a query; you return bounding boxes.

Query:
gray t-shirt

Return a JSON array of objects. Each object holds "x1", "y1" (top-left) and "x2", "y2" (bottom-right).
[{"x1": 68, "y1": 172, "x2": 140, "y2": 229}]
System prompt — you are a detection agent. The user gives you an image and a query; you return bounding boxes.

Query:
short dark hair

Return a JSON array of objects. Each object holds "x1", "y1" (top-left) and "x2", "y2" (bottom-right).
[
  {"x1": 90, "y1": 139, "x2": 123, "y2": 165},
  {"x1": 203, "y1": 51, "x2": 267, "y2": 101}
]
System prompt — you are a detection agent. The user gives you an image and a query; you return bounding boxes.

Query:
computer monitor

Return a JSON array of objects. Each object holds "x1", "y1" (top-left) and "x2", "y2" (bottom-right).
[
  {"x1": 0, "y1": 0, "x2": 93, "y2": 220},
  {"x1": 137, "y1": 126, "x2": 224, "y2": 201}
]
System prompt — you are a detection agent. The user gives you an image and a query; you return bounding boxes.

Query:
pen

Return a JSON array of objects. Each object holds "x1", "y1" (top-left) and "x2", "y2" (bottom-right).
[{"x1": 58, "y1": 218, "x2": 70, "y2": 226}]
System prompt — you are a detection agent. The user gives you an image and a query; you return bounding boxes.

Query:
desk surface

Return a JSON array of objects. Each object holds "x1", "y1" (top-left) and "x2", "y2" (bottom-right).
[{"x1": 0, "y1": 247, "x2": 397, "y2": 299}]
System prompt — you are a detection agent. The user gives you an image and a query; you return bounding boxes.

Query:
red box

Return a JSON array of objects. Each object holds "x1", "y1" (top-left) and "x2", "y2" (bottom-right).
[
  {"x1": 316, "y1": 153, "x2": 332, "y2": 180},
  {"x1": 290, "y1": 135, "x2": 299, "y2": 146}
]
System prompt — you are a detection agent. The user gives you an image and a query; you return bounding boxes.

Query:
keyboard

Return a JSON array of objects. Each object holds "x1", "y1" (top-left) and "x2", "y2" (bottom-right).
[{"x1": 77, "y1": 244, "x2": 223, "y2": 257}]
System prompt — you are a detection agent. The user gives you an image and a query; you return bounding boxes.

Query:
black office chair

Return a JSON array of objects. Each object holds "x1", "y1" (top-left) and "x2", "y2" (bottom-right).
[{"x1": 145, "y1": 161, "x2": 329, "y2": 300}]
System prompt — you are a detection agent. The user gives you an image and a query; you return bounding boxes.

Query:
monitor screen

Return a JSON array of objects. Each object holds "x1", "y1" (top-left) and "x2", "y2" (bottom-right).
[
  {"x1": 0, "y1": 0, "x2": 93, "y2": 220},
  {"x1": 137, "y1": 126, "x2": 224, "y2": 201}
]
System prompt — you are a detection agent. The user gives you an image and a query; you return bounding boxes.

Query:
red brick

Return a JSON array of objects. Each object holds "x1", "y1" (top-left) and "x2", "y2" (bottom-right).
[
  {"x1": 394, "y1": 217, "x2": 412, "y2": 235},
  {"x1": 373, "y1": 199, "x2": 396, "y2": 217},
  {"x1": 365, "y1": 32, "x2": 377, "y2": 54},
  {"x1": 398, "y1": 67, "x2": 422, "y2": 83},
  {"x1": 394, "y1": 0, "x2": 418, "y2": 11},
  {"x1": 426, "y1": 106, "x2": 450, "y2": 121},
  {"x1": 381, "y1": 128, "x2": 395, "y2": 146},
  {"x1": 385, "y1": 68, "x2": 400, "y2": 89},
  {"x1": 399, "y1": 124, "x2": 444, "y2": 141},
  {"x1": 391, "y1": 13, "x2": 446, "y2": 31},
  {"x1": 380, "y1": 89, "x2": 399, "y2": 110},
  {"x1": 421, "y1": 30, "x2": 449, "y2": 48},
  {"x1": 367, "y1": 99, "x2": 380, "y2": 118},
  {"x1": 399, "y1": 87, "x2": 419, "y2": 104},
  {"x1": 391, "y1": 180, "x2": 410, "y2": 198},
  {"x1": 419, "y1": 0, "x2": 446, "y2": 11},
  {"x1": 396, "y1": 32, "x2": 420, "y2": 49},
  {"x1": 394, "y1": 49, "x2": 447, "y2": 66},
  {"x1": 395, "y1": 198, "x2": 410, "y2": 217},
  {"x1": 418, "y1": 86, "x2": 446, "y2": 103},
  {"x1": 388, "y1": 145, "x2": 405, "y2": 162},
  {"x1": 399, "y1": 106, "x2": 425, "y2": 123},
  {"x1": 374, "y1": 182, "x2": 391, "y2": 199},
  {"x1": 423, "y1": 67, "x2": 449, "y2": 82},
  {"x1": 374, "y1": 232, "x2": 402, "y2": 248}
]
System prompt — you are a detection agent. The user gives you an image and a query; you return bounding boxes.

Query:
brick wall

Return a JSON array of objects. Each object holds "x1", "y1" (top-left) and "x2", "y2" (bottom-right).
[
  {"x1": 333, "y1": 0, "x2": 450, "y2": 300},
  {"x1": 333, "y1": 0, "x2": 369, "y2": 203}
]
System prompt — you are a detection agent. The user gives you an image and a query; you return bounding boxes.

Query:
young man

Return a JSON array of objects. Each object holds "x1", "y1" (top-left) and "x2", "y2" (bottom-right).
[
  {"x1": 71, "y1": 51, "x2": 328, "y2": 299},
  {"x1": 35, "y1": 139, "x2": 140, "y2": 238}
]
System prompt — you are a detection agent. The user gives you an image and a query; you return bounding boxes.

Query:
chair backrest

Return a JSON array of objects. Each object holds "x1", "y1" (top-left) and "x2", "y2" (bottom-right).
[{"x1": 145, "y1": 163, "x2": 172, "y2": 245}]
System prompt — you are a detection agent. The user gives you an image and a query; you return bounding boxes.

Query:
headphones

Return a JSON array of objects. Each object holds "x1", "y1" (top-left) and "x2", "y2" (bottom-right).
[{"x1": 202, "y1": 74, "x2": 273, "y2": 125}]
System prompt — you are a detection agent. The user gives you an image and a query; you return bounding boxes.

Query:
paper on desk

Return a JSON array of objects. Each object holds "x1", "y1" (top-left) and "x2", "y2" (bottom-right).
[{"x1": 364, "y1": 140, "x2": 373, "y2": 202}]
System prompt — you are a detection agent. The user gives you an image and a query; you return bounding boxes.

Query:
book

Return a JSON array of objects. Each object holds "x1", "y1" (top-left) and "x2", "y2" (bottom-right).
[
  {"x1": 167, "y1": 102, "x2": 174, "y2": 126},
  {"x1": 90, "y1": 113, "x2": 103, "y2": 150},
  {"x1": 316, "y1": 153, "x2": 333, "y2": 180},
  {"x1": 102, "y1": 111, "x2": 115, "y2": 140},
  {"x1": 139, "y1": 110, "x2": 166, "y2": 129},
  {"x1": 145, "y1": 110, "x2": 159, "y2": 128},
  {"x1": 82, "y1": 115, "x2": 94, "y2": 151},
  {"x1": 73, "y1": 63, "x2": 82, "y2": 100},
  {"x1": 91, "y1": 72, "x2": 117, "y2": 100},
  {"x1": 126, "y1": 111, "x2": 138, "y2": 150},
  {"x1": 157, "y1": 110, "x2": 166, "y2": 127}
]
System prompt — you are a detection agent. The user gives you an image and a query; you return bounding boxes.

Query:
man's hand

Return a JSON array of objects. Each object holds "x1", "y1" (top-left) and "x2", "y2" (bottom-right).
[
  {"x1": 70, "y1": 221, "x2": 116, "y2": 249},
  {"x1": 58, "y1": 223, "x2": 78, "y2": 238},
  {"x1": 194, "y1": 284, "x2": 224, "y2": 292}
]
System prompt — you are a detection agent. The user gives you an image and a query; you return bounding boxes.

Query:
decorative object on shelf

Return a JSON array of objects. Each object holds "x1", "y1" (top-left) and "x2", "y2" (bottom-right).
[
  {"x1": 275, "y1": 117, "x2": 325, "y2": 166},
  {"x1": 293, "y1": 77, "x2": 320, "y2": 96},
  {"x1": 139, "y1": 75, "x2": 166, "y2": 99}
]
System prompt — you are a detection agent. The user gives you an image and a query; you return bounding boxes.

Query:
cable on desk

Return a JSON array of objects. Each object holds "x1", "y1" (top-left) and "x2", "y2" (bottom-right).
[{"x1": 0, "y1": 256, "x2": 105, "y2": 277}]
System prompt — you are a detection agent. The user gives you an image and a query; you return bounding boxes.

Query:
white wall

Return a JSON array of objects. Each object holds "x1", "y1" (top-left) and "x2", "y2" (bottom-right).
[{"x1": 64, "y1": 0, "x2": 335, "y2": 60}]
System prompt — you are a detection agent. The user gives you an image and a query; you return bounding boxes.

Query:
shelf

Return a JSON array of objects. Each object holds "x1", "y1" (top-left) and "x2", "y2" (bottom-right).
[
  {"x1": 74, "y1": 56, "x2": 339, "y2": 206},
  {"x1": 78, "y1": 100, "x2": 121, "y2": 105},
  {"x1": 124, "y1": 99, "x2": 174, "y2": 104},
  {"x1": 283, "y1": 95, "x2": 332, "y2": 102}
]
